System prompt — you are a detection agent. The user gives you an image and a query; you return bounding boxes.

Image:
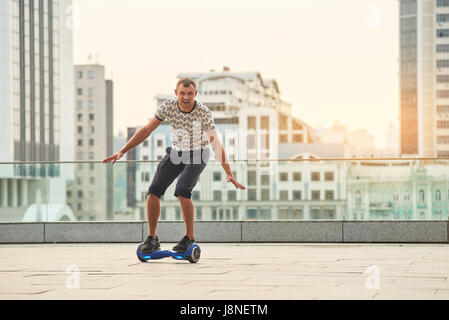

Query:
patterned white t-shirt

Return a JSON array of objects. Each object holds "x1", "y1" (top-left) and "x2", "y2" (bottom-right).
[{"x1": 154, "y1": 98, "x2": 216, "y2": 151}]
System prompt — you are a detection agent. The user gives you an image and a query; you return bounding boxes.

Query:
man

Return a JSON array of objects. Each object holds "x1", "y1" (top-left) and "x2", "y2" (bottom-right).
[{"x1": 103, "y1": 77, "x2": 245, "y2": 253}]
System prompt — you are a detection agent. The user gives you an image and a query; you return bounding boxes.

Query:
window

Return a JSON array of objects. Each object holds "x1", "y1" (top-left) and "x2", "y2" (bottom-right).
[
  {"x1": 77, "y1": 139, "x2": 83, "y2": 146},
  {"x1": 192, "y1": 191, "x2": 200, "y2": 201},
  {"x1": 89, "y1": 177, "x2": 95, "y2": 184},
  {"x1": 437, "y1": 60, "x2": 449, "y2": 68},
  {"x1": 438, "y1": 0, "x2": 449, "y2": 7},
  {"x1": 437, "y1": 90, "x2": 449, "y2": 98},
  {"x1": 89, "y1": 152, "x2": 95, "y2": 160},
  {"x1": 77, "y1": 100, "x2": 82, "y2": 108},
  {"x1": 88, "y1": 87, "x2": 95, "y2": 96},
  {"x1": 157, "y1": 155, "x2": 163, "y2": 160},
  {"x1": 247, "y1": 189, "x2": 257, "y2": 201},
  {"x1": 355, "y1": 191, "x2": 362, "y2": 204},
  {"x1": 157, "y1": 139, "x2": 163, "y2": 147},
  {"x1": 293, "y1": 190, "x2": 302, "y2": 200},
  {"x1": 228, "y1": 190, "x2": 237, "y2": 201},
  {"x1": 311, "y1": 172, "x2": 320, "y2": 181},
  {"x1": 436, "y1": 190, "x2": 442, "y2": 202},
  {"x1": 279, "y1": 114, "x2": 288, "y2": 130},
  {"x1": 293, "y1": 172, "x2": 301, "y2": 181},
  {"x1": 77, "y1": 113, "x2": 83, "y2": 121},
  {"x1": 437, "y1": 120, "x2": 449, "y2": 128},
  {"x1": 260, "y1": 116, "x2": 269, "y2": 130},
  {"x1": 438, "y1": 75, "x2": 449, "y2": 84},
  {"x1": 292, "y1": 134, "x2": 303, "y2": 143},
  {"x1": 292, "y1": 121, "x2": 303, "y2": 130},
  {"x1": 89, "y1": 113, "x2": 94, "y2": 121},
  {"x1": 248, "y1": 171, "x2": 257, "y2": 185},
  {"x1": 437, "y1": 136, "x2": 449, "y2": 144},
  {"x1": 213, "y1": 172, "x2": 221, "y2": 181},
  {"x1": 437, "y1": 105, "x2": 449, "y2": 113},
  {"x1": 77, "y1": 88, "x2": 83, "y2": 95},
  {"x1": 279, "y1": 134, "x2": 288, "y2": 143},
  {"x1": 247, "y1": 134, "x2": 256, "y2": 149},
  {"x1": 261, "y1": 174, "x2": 269, "y2": 185},
  {"x1": 67, "y1": 191, "x2": 72, "y2": 198},
  {"x1": 325, "y1": 190, "x2": 334, "y2": 200},
  {"x1": 419, "y1": 190, "x2": 425, "y2": 202},
  {"x1": 311, "y1": 190, "x2": 320, "y2": 200},
  {"x1": 213, "y1": 190, "x2": 222, "y2": 201},
  {"x1": 437, "y1": 14, "x2": 449, "y2": 23},
  {"x1": 261, "y1": 133, "x2": 270, "y2": 149},
  {"x1": 438, "y1": 151, "x2": 449, "y2": 158},
  {"x1": 196, "y1": 207, "x2": 202, "y2": 220},
  {"x1": 89, "y1": 126, "x2": 95, "y2": 134},
  {"x1": 143, "y1": 140, "x2": 149, "y2": 147},
  {"x1": 89, "y1": 139, "x2": 94, "y2": 146},
  {"x1": 78, "y1": 190, "x2": 83, "y2": 198},
  {"x1": 279, "y1": 172, "x2": 288, "y2": 182},
  {"x1": 261, "y1": 189, "x2": 270, "y2": 200},
  {"x1": 292, "y1": 208, "x2": 303, "y2": 219},
  {"x1": 279, "y1": 190, "x2": 288, "y2": 201},
  {"x1": 77, "y1": 71, "x2": 83, "y2": 79},
  {"x1": 88, "y1": 100, "x2": 94, "y2": 108},
  {"x1": 143, "y1": 156, "x2": 148, "y2": 161},
  {"x1": 247, "y1": 116, "x2": 256, "y2": 130},
  {"x1": 404, "y1": 192, "x2": 410, "y2": 202},
  {"x1": 393, "y1": 192, "x2": 399, "y2": 201},
  {"x1": 437, "y1": 44, "x2": 449, "y2": 53},
  {"x1": 324, "y1": 172, "x2": 334, "y2": 181},
  {"x1": 437, "y1": 29, "x2": 449, "y2": 38},
  {"x1": 88, "y1": 70, "x2": 94, "y2": 79}
]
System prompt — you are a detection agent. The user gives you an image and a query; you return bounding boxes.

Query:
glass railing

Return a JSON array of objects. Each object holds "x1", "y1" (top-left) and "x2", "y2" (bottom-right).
[{"x1": 0, "y1": 158, "x2": 448, "y2": 222}]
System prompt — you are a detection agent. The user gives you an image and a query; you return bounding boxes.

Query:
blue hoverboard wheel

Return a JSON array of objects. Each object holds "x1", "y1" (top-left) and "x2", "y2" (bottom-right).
[{"x1": 186, "y1": 243, "x2": 201, "y2": 264}]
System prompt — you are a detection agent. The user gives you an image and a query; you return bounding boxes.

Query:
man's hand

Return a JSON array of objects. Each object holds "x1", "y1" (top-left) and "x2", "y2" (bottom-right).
[
  {"x1": 103, "y1": 151, "x2": 124, "y2": 165},
  {"x1": 226, "y1": 174, "x2": 246, "y2": 189}
]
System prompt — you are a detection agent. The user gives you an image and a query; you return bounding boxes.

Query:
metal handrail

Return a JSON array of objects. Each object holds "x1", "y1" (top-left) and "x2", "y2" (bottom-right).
[{"x1": 0, "y1": 157, "x2": 448, "y2": 165}]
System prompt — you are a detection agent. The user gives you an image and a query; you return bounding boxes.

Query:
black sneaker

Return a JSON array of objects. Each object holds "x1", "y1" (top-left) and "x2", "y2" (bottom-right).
[
  {"x1": 140, "y1": 235, "x2": 161, "y2": 253},
  {"x1": 172, "y1": 235, "x2": 195, "y2": 253}
]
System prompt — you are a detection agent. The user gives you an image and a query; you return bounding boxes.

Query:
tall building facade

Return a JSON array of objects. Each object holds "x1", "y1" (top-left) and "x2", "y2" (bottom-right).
[
  {"x1": 400, "y1": 0, "x2": 449, "y2": 157},
  {"x1": 0, "y1": 0, "x2": 75, "y2": 221},
  {"x1": 0, "y1": 0, "x2": 74, "y2": 162},
  {"x1": 66, "y1": 64, "x2": 113, "y2": 220}
]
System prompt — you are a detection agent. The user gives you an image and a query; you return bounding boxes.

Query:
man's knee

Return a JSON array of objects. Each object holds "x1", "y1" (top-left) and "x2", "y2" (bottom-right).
[
  {"x1": 147, "y1": 191, "x2": 161, "y2": 200},
  {"x1": 174, "y1": 188, "x2": 192, "y2": 200}
]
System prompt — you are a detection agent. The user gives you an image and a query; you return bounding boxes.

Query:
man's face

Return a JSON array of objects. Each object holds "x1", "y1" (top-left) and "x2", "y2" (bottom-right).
[{"x1": 175, "y1": 84, "x2": 197, "y2": 109}]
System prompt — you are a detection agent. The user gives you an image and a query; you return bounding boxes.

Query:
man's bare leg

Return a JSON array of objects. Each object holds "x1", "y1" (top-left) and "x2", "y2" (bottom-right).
[
  {"x1": 146, "y1": 193, "x2": 160, "y2": 238},
  {"x1": 178, "y1": 196, "x2": 195, "y2": 240}
]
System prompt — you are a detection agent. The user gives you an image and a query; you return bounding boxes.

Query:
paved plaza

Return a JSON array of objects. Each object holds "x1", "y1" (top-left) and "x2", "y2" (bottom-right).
[{"x1": 0, "y1": 243, "x2": 449, "y2": 300}]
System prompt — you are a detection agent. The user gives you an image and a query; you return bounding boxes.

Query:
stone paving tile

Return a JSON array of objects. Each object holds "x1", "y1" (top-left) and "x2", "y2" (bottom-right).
[{"x1": 1, "y1": 243, "x2": 449, "y2": 300}]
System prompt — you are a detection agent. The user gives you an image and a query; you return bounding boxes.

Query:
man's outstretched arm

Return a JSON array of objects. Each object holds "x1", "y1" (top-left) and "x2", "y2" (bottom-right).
[
  {"x1": 103, "y1": 117, "x2": 162, "y2": 165},
  {"x1": 206, "y1": 128, "x2": 245, "y2": 190}
]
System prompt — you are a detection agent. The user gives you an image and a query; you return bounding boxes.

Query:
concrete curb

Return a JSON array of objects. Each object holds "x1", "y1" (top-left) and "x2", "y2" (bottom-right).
[{"x1": 0, "y1": 221, "x2": 448, "y2": 243}]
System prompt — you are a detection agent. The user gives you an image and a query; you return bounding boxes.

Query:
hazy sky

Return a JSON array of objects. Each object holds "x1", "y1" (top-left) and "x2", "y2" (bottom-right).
[{"x1": 72, "y1": 0, "x2": 399, "y2": 148}]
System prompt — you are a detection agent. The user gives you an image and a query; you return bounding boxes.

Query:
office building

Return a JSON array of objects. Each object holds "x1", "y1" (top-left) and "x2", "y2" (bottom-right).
[{"x1": 400, "y1": 0, "x2": 449, "y2": 157}]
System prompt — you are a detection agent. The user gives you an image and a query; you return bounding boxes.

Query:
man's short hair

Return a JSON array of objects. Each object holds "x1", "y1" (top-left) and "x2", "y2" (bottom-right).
[{"x1": 176, "y1": 77, "x2": 196, "y2": 89}]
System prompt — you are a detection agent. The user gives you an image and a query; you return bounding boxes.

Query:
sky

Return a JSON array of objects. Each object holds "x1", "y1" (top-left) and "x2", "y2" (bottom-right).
[{"x1": 72, "y1": 0, "x2": 399, "y2": 148}]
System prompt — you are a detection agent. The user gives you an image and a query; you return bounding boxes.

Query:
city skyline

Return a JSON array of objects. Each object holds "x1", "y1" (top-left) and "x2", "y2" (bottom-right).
[{"x1": 72, "y1": 0, "x2": 399, "y2": 149}]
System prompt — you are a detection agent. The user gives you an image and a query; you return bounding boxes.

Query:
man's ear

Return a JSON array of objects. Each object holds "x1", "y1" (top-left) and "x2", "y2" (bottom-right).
[{"x1": 174, "y1": 89, "x2": 178, "y2": 96}]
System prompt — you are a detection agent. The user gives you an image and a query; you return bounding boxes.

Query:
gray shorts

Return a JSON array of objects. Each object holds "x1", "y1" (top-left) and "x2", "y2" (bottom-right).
[{"x1": 147, "y1": 147, "x2": 210, "y2": 199}]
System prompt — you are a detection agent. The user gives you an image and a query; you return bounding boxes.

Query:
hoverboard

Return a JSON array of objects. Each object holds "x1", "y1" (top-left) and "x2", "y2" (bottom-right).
[{"x1": 136, "y1": 242, "x2": 201, "y2": 263}]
